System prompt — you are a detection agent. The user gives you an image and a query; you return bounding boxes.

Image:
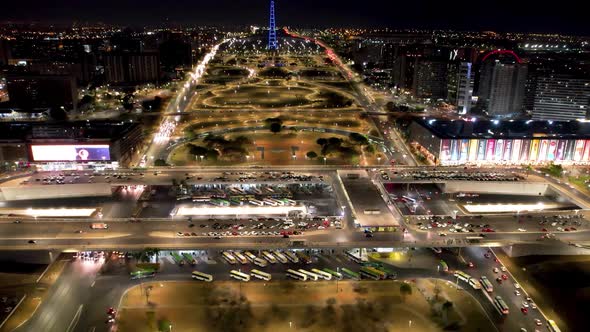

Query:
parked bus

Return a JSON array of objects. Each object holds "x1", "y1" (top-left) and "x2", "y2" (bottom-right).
[
  {"x1": 229, "y1": 197, "x2": 244, "y2": 206},
  {"x1": 192, "y1": 270, "x2": 213, "y2": 282},
  {"x1": 230, "y1": 270, "x2": 251, "y2": 282},
  {"x1": 345, "y1": 250, "x2": 367, "y2": 264},
  {"x1": 284, "y1": 250, "x2": 299, "y2": 263},
  {"x1": 233, "y1": 251, "x2": 249, "y2": 265},
  {"x1": 401, "y1": 195, "x2": 416, "y2": 203},
  {"x1": 480, "y1": 276, "x2": 494, "y2": 293},
  {"x1": 281, "y1": 198, "x2": 296, "y2": 206},
  {"x1": 243, "y1": 251, "x2": 257, "y2": 262},
  {"x1": 547, "y1": 320, "x2": 562, "y2": 332},
  {"x1": 341, "y1": 267, "x2": 360, "y2": 280},
  {"x1": 261, "y1": 251, "x2": 277, "y2": 264},
  {"x1": 360, "y1": 267, "x2": 383, "y2": 280},
  {"x1": 286, "y1": 269, "x2": 307, "y2": 281},
  {"x1": 295, "y1": 251, "x2": 312, "y2": 264},
  {"x1": 298, "y1": 269, "x2": 319, "y2": 281},
  {"x1": 311, "y1": 268, "x2": 332, "y2": 280},
  {"x1": 272, "y1": 250, "x2": 289, "y2": 264},
  {"x1": 182, "y1": 253, "x2": 196, "y2": 265},
  {"x1": 210, "y1": 198, "x2": 230, "y2": 207},
  {"x1": 192, "y1": 195, "x2": 210, "y2": 202},
  {"x1": 170, "y1": 252, "x2": 185, "y2": 266},
  {"x1": 253, "y1": 257, "x2": 268, "y2": 268},
  {"x1": 249, "y1": 199, "x2": 264, "y2": 206},
  {"x1": 269, "y1": 198, "x2": 285, "y2": 206},
  {"x1": 493, "y1": 296, "x2": 509, "y2": 315},
  {"x1": 373, "y1": 265, "x2": 396, "y2": 279},
  {"x1": 323, "y1": 268, "x2": 343, "y2": 280},
  {"x1": 439, "y1": 260, "x2": 449, "y2": 272},
  {"x1": 251, "y1": 188, "x2": 263, "y2": 195},
  {"x1": 263, "y1": 198, "x2": 278, "y2": 206},
  {"x1": 454, "y1": 270, "x2": 482, "y2": 289},
  {"x1": 222, "y1": 251, "x2": 237, "y2": 265},
  {"x1": 251, "y1": 269, "x2": 272, "y2": 281}
]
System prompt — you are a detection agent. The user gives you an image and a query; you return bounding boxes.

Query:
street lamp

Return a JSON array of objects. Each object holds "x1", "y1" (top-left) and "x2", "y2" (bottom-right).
[{"x1": 323, "y1": 157, "x2": 327, "y2": 165}]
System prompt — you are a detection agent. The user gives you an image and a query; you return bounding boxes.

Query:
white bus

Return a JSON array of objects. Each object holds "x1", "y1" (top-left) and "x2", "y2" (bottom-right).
[
  {"x1": 251, "y1": 269, "x2": 272, "y2": 281},
  {"x1": 272, "y1": 250, "x2": 289, "y2": 264},
  {"x1": 244, "y1": 251, "x2": 257, "y2": 262},
  {"x1": 261, "y1": 251, "x2": 277, "y2": 264},
  {"x1": 253, "y1": 257, "x2": 268, "y2": 268},
  {"x1": 222, "y1": 252, "x2": 237, "y2": 265},
  {"x1": 298, "y1": 269, "x2": 319, "y2": 281},
  {"x1": 286, "y1": 269, "x2": 307, "y2": 281},
  {"x1": 192, "y1": 270, "x2": 213, "y2": 282},
  {"x1": 263, "y1": 198, "x2": 278, "y2": 206},
  {"x1": 230, "y1": 270, "x2": 251, "y2": 282},
  {"x1": 233, "y1": 251, "x2": 249, "y2": 264},
  {"x1": 284, "y1": 250, "x2": 299, "y2": 263},
  {"x1": 249, "y1": 199, "x2": 264, "y2": 206},
  {"x1": 311, "y1": 268, "x2": 332, "y2": 281}
]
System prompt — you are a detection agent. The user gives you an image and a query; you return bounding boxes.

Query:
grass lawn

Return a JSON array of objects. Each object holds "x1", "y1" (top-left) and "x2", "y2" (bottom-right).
[{"x1": 116, "y1": 280, "x2": 496, "y2": 332}]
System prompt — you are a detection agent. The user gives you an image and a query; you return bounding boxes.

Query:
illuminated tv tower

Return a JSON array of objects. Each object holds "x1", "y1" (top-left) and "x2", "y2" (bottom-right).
[{"x1": 267, "y1": 0, "x2": 278, "y2": 50}]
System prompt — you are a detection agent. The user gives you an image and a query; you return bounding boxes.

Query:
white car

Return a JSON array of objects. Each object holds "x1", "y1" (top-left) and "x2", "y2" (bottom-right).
[
  {"x1": 515, "y1": 290, "x2": 521, "y2": 296},
  {"x1": 531, "y1": 302, "x2": 537, "y2": 309},
  {"x1": 500, "y1": 266, "x2": 507, "y2": 272},
  {"x1": 518, "y1": 228, "x2": 527, "y2": 232},
  {"x1": 493, "y1": 267, "x2": 499, "y2": 273},
  {"x1": 522, "y1": 301, "x2": 529, "y2": 308},
  {"x1": 514, "y1": 283, "x2": 521, "y2": 289}
]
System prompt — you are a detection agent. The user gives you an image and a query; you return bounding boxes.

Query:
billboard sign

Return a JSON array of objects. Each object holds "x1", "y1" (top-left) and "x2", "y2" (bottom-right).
[{"x1": 30, "y1": 145, "x2": 111, "y2": 161}]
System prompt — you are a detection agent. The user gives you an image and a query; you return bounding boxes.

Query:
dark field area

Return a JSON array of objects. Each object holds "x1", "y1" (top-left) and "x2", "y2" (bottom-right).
[{"x1": 511, "y1": 255, "x2": 590, "y2": 332}]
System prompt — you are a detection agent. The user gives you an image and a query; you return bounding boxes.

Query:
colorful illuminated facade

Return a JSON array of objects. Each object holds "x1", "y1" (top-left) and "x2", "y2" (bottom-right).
[{"x1": 409, "y1": 119, "x2": 590, "y2": 165}]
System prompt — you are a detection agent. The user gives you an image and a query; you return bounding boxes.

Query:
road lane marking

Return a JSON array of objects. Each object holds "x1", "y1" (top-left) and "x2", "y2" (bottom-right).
[
  {"x1": 90, "y1": 280, "x2": 96, "y2": 287},
  {"x1": 66, "y1": 304, "x2": 84, "y2": 332}
]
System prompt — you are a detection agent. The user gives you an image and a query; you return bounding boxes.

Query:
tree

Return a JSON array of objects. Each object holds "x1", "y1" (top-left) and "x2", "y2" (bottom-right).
[
  {"x1": 316, "y1": 138, "x2": 328, "y2": 146},
  {"x1": 154, "y1": 159, "x2": 168, "y2": 167},
  {"x1": 306, "y1": 151, "x2": 318, "y2": 159},
  {"x1": 349, "y1": 133, "x2": 369, "y2": 145},
  {"x1": 400, "y1": 283, "x2": 412, "y2": 301},
  {"x1": 158, "y1": 318, "x2": 172, "y2": 332},
  {"x1": 270, "y1": 122, "x2": 282, "y2": 134},
  {"x1": 328, "y1": 137, "x2": 343, "y2": 146},
  {"x1": 442, "y1": 300, "x2": 453, "y2": 324},
  {"x1": 189, "y1": 144, "x2": 209, "y2": 157}
]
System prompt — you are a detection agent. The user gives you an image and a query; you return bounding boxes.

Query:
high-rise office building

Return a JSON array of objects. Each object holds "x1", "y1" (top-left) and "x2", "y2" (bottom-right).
[
  {"x1": 412, "y1": 59, "x2": 448, "y2": 100},
  {"x1": 455, "y1": 62, "x2": 475, "y2": 114},
  {"x1": 531, "y1": 74, "x2": 590, "y2": 121},
  {"x1": 103, "y1": 52, "x2": 160, "y2": 84},
  {"x1": 477, "y1": 60, "x2": 527, "y2": 117},
  {"x1": 6, "y1": 74, "x2": 78, "y2": 111}
]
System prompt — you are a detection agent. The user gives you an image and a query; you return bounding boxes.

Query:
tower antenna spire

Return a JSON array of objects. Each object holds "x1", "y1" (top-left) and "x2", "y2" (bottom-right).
[{"x1": 268, "y1": 0, "x2": 278, "y2": 50}]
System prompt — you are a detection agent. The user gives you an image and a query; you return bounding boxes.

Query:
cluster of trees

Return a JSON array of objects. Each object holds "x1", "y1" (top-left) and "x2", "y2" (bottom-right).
[
  {"x1": 188, "y1": 144, "x2": 220, "y2": 161},
  {"x1": 316, "y1": 137, "x2": 359, "y2": 162},
  {"x1": 141, "y1": 96, "x2": 163, "y2": 112},
  {"x1": 258, "y1": 67, "x2": 291, "y2": 78},
  {"x1": 385, "y1": 101, "x2": 425, "y2": 113},
  {"x1": 200, "y1": 135, "x2": 253, "y2": 161}
]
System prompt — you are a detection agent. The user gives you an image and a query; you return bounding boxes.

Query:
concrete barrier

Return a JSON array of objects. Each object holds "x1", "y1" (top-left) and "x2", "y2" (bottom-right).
[{"x1": 443, "y1": 181, "x2": 549, "y2": 196}]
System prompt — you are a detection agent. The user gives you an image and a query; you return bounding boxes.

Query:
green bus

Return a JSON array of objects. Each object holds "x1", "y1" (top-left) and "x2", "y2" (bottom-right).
[
  {"x1": 373, "y1": 266, "x2": 396, "y2": 279},
  {"x1": 341, "y1": 267, "x2": 360, "y2": 280},
  {"x1": 323, "y1": 268, "x2": 343, "y2": 280},
  {"x1": 170, "y1": 252, "x2": 185, "y2": 266},
  {"x1": 360, "y1": 266, "x2": 384, "y2": 280},
  {"x1": 182, "y1": 253, "x2": 196, "y2": 265},
  {"x1": 439, "y1": 260, "x2": 449, "y2": 272},
  {"x1": 130, "y1": 268, "x2": 156, "y2": 279}
]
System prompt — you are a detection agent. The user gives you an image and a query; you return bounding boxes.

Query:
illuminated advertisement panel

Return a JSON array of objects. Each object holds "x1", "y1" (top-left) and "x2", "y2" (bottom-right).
[
  {"x1": 565, "y1": 140, "x2": 576, "y2": 161},
  {"x1": 529, "y1": 140, "x2": 540, "y2": 161},
  {"x1": 450, "y1": 140, "x2": 459, "y2": 161},
  {"x1": 583, "y1": 140, "x2": 590, "y2": 161},
  {"x1": 486, "y1": 139, "x2": 496, "y2": 161},
  {"x1": 538, "y1": 139, "x2": 549, "y2": 162},
  {"x1": 503, "y1": 139, "x2": 512, "y2": 161},
  {"x1": 477, "y1": 139, "x2": 487, "y2": 160},
  {"x1": 440, "y1": 139, "x2": 451, "y2": 161},
  {"x1": 512, "y1": 139, "x2": 522, "y2": 162},
  {"x1": 556, "y1": 140, "x2": 567, "y2": 161},
  {"x1": 468, "y1": 139, "x2": 478, "y2": 161},
  {"x1": 495, "y1": 139, "x2": 504, "y2": 161},
  {"x1": 574, "y1": 140, "x2": 585, "y2": 161},
  {"x1": 546, "y1": 140, "x2": 558, "y2": 161},
  {"x1": 520, "y1": 140, "x2": 531, "y2": 161},
  {"x1": 460, "y1": 139, "x2": 469, "y2": 161},
  {"x1": 30, "y1": 144, "x2": 111, "y2": 161}
]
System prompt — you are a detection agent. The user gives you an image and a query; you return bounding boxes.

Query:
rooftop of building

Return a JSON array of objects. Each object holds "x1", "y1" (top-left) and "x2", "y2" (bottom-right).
[
  {"x1": 0, "y1": 120, "x2": 140, "y2": 141},
  {"x1": 413, "y1": 118, "x2": 590, "y2": 140}
]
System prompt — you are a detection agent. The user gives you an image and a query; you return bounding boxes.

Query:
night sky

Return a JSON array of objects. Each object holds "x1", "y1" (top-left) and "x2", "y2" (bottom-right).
[{"x1": 1, "y1": 0, "x2": 588, "y2": 35}]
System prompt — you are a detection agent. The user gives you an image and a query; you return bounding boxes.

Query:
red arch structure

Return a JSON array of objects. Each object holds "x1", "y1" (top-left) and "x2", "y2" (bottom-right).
[{"x1": 480, "y1": 50, "x2": 522, "y2": 64}]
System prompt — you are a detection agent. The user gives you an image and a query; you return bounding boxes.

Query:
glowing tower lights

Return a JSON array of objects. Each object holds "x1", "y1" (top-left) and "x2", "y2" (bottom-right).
[{"x1": 268, "y1": 1, "x2": 278, "y2": 50}]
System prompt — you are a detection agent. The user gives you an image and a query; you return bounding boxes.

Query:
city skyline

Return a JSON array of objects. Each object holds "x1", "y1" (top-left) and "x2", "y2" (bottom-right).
[{"x1": 0, "y1": 0, "x2": 588, "y2": 35}]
